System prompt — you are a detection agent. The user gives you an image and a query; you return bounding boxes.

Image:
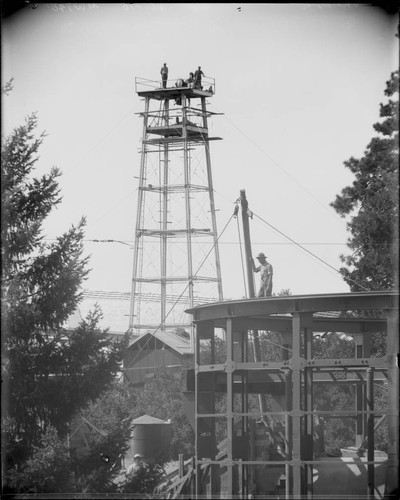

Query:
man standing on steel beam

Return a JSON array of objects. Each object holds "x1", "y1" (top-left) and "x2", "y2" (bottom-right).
[
  {"x1": 253, "y1": 252, "x2": 273, "y2": 297},
  {"x1": 160, "y1": 62, "x2": 168, "y2": 88},
  {"x1": 194, "y1": 66, "x2": 204, "y2": 90}
]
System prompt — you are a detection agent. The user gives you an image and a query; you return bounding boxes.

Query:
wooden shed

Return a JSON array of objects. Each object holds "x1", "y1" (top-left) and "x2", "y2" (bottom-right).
[{"x1": 123, "y1": 330, "x2": 193, "y2": 386}]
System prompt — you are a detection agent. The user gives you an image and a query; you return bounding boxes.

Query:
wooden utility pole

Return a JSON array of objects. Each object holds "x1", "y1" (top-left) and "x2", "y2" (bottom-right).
[
  {"x1": 239, "y1": 189, "x2": 256, "y2": 298},
  {"x1": 239, "y1": 190, "x2": 288, "y2": 461},
  {"x1": 239, "y1": 189, "x2": 267, "y2": 417}
]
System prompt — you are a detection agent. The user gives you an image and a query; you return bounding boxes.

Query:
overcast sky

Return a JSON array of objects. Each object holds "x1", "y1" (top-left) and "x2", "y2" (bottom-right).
[{"x1": 2, "y1": 4, "x2": 398, "y2": 308}]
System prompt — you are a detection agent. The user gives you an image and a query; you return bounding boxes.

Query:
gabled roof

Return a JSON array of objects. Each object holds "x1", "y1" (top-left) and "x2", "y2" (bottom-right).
[
  {"x1": 131, "y1": 414, "x2": 170, "y2": 425},
  {"x1": 128, "y1": 329, "x2": 193, "y2": 356}
]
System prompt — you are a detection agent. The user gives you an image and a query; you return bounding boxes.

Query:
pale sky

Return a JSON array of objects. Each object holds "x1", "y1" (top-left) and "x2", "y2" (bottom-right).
[{"x1": 2, "y1": 4, "x2": 399, "y2": 311}]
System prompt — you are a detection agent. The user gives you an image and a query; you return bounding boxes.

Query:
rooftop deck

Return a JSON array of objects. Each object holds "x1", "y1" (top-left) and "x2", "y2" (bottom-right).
[
  {"x1": 135, "y1": 76, "x2": 215, "y2": 100},
  {"x1": 186, "y1": 290, "x2": 398, "y2": 322}
]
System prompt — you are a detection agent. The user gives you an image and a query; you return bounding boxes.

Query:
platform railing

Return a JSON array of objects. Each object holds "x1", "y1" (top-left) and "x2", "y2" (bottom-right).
[{"x1": 135, "y1": 76, "x2": 216, "y2": 94}]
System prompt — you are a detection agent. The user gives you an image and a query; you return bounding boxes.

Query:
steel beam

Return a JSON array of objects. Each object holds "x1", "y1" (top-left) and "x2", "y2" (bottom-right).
[
  {"x1": 304, "y1": 324, "x2": 313, "y2": 498},
  {"x1": 384, "y1": 308, "x2": 399, "y2": 498},
  {"x1": 231, "y1": 316, "x2": 386, "y2": 334},
  {"x1": 285, "y1": 370, "x2": 292, "y2": 499},
  {"x1": 366, "y1": 368, "x2": 375, "y2": 499},
  {"x1": 129, "y1": 96, "x2": 150, "y2": 330},
  {"x1": 186, "y1": 291, "x2": 398, "y2": 321},
  {"x1": 188, "y1": 292, "x2": 399, "y2": 499},
  {"x1": 355, "y1": 334, "x2": 365, "y2": 447},
  {"x1": 202, "y1": 96, "x2": 223, "y2": 302},
  {"x1": 291, "y1": 313, "x2": 305, "y2": 496},
  {"x1": 226, "y1": 318, "x2": 234, "y2": 498},
  {"x1": 160, "y1": 98, "x2": 169, "y2": 331}
]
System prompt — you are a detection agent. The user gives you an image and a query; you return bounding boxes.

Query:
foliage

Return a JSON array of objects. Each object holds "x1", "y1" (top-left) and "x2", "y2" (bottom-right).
[
  {"x1": 250, "y1": 330, "x2": 286, "y2": 361},
  {"x1": 200, "y1": 329, "x2": 285, "y2": 365},
  {"x1": 312, "y1": 332, "x2": 355, "y2": 360},
  {"x1": 6, "y1": 427, "x2": 72, "y2": 494},
  {"x1": 1, "y1": 112, "x2": 128, "y2": 493},
  {"x1": 312, "y1": 332, "x2": 389, "y2": 454},
  {"x1": 373, "y1": 386, "x2": 388, "y2": 453},
  {"x1": 70, "y1": 383, "x2": 135, "y2": 493},
  {"x1": 119, "y1": 462, "x2": 165, "y2": 495},
  {"x1": 331, "y1": 70, "x2": 399, "y2": 291},
  {"x1": 1, "y1": 77, "x2": 14, "y2": 95},
  {"x1": 314, "y1": 383, "x2": 356, "y2": 454},
  {"x1": 312, "y1": 331, "x2": 356, "y2": 453},
  {"x1": 132, "y1": 370, "x2": 195, "y2": 459},
  {"x1": 199, "y1": 335, "x2": 226, "y2": 364}
]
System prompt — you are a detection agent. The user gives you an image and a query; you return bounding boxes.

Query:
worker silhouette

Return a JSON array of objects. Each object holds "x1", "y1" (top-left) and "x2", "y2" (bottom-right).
[
  {"x1": 194, "y1": 66, "x2": 204, "y2": 90},
  {"x1": 253, "y1": 252, "x2": 273, "y2": 297},
  {"x1": 126, "y1": 453, "x2": 143, "y2": 479},
  {"x1": 185, "y1": 72, "x2": 195, "y2": 88},
  {"x1": 160, "y1": 63, "x2": 168, "y2": 88}
]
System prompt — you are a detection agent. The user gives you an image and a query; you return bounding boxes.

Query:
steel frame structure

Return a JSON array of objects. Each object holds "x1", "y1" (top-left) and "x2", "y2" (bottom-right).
[
  {"x1": 187, "y1": 291, "x2": 399, "y2": 499},
  {"x1": 129, "y1": 78, "x2": 223, "y2": 337}
]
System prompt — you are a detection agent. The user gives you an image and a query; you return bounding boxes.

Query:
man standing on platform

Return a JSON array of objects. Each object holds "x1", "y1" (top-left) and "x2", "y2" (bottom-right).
[
  {"x1": 194, "y1": 66, "x2": 204, "y2": 90},
  {"x1": 253, "y1": 252, "x2": 273, "y2": 297},
  {"x1": 161, "y1": 63, "x2": 168, "y2": 88}
]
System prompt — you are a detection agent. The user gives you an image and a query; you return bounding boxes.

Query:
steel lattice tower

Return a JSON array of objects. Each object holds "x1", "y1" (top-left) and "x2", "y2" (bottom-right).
[{"x1": 129, "y1": 76, "x2": 223, "y2": 338}]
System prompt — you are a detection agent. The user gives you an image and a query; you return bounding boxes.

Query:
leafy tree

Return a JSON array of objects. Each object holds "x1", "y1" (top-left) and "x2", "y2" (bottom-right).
[
  {"x1": 1, "y1": 113, "x2": 128, "y2": 492},
  {"x1": 119, "y1": 462, "x2": 165, "y2": 495},
  {"x1": 70, "y1": 383, "x2": 135, "y2": 493},
  {"x1": 6, "y1": 426, "x2": 72, "y2": 494},
  {"x1": 133, "y1": 370, "x2": 195, "y2": 459},
  {"x1": 328, "y1": 71, "x2": 397, "y2": 454},
  {"x1": 1, "y1": 77, "x2": 14, "y2": 96},
  {"x1": 331, "y1": 70, "x2": 399, "y2": 291}
]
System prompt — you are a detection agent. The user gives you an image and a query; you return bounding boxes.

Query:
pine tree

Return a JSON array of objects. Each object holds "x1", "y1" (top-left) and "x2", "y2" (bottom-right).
[
  {"x1": 1, "y1": 113, "x2": 127, "y2": 491},
  {"x1": 71, "y1": 383, "x2": 135, "y2": 493},
  {"x1": 331, "y1": 70, "x2": 399, "y2": 291}
]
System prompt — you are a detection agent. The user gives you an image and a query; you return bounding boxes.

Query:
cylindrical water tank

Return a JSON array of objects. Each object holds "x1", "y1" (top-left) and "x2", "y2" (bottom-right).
[{"x1": 127, "y1": 415, "x2": 172, "y2": 464}]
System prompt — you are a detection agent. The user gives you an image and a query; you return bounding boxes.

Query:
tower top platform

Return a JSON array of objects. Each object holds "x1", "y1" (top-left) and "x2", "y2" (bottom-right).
[{"x1": 135, "y1": 76, "x2": 215, "y2": 101}]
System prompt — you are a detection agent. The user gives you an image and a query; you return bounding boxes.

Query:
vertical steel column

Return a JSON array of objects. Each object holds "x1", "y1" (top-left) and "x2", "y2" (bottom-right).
[
  {"x1": 283, "y1": 318, "x2": 293, "y2": 497},
  {"x1": 355, "y1": 334, "x2": 364, "y2": 447},
  {"x1": 226, "y1": 317, "x2": 234, "y2": 498},
  {"x1": 363, "y1": 334, "x2": 371, "y2": 444},
  {"x1": 190, "y1": 457, "x2": 196, "y2": 498},
  {"x1": 179, "y1": 454, "x2": 184, "y2": 478},
  {"x1": 304, "y1": 324, "x2": 313, "y2": 498},
  {"x1": 366, "y1": 367, "x2": 375, "y2": 499},
  {"x1": 249, "y1": 420, "x2": 256, "y2": 494},
  {"x1": 384, "y1": 308, "x2": 399, "y2": 498},
  {"x1": 129, "y1": 96, "x2": 150, "y2": 331},
  {"x1": 201, "y1": 97, "x2": 223, "y2": 301},
  {"x1": 195, "y1": 320, "x2": 203, "y2": 498},
  {"x1": 285, "y1": 370, "x2": 292, "y2": 500},
  {"x1": 355, "y1": 333, "x2": 370, "y2": 447},
  {"x1": 241, "y1": 329, "x2": 249, "y2": 498},
  {"x1": 210, "y1": 327, "x2": 216, "y2": 497},
  {"x1": 182, "y1": 95, "x2": 194, "y2": 346},
  {"x1": 160, "y1": 99, "x2": 169, "y2": 331},
  {"x1": 291, "y1": 313, "x2": 303, "y2": 498},
  {"x1": 283, "y1": 329, "x2": 292, "y2": 497}
]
